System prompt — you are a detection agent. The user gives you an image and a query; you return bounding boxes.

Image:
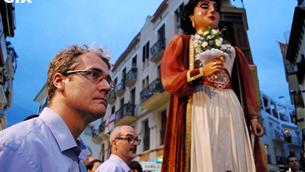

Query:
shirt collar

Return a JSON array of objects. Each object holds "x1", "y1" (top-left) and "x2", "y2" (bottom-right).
[
  {"x1": 110, "y1": 154, "x2": 130, "y2": 171},
  {"x1": 39, "y1": 107, "x2": 77, "y2": 152}
]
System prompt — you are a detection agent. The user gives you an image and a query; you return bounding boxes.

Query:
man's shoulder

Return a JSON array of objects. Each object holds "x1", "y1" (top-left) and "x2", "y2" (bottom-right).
[
  {"x1": 0, "y1": 118, "x2": 45, "y2": 151},
  {"x1": 96, "y1": 155, "x2": 129, "y2": 172},
  {"x1": 96, "y1": 159, "x2": 123, "y2": 172}
]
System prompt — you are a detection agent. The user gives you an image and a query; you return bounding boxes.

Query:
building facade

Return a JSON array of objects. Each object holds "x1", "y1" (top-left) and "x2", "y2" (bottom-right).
[
  {"x1": 99, "y1": 0, "x2": 258, "y2": 170},
  {"x1": 282, "y1": 0, "x2": 305, "y2": 162},
  {"x1": 260, "y1": 92, "x2": 303, "y2": 171},
  {"x1": 0, "y1": 2, "x2": 17, "y2": 130}
]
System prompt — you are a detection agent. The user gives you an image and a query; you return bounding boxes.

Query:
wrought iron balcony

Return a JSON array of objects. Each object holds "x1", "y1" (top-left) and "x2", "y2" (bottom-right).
[
  {"x1": 98, "y1": 120, "x2": 106, "y2": 134},
  {"x1": 98, "y1": 120, "x2": 109, "y2": 139},
  {"x1": 140, "y1": 78, "x2": 163, "y2": 103},
  {"x1": 115, "y1": 80, "x2": 125, "y2": 96},
  {"x1": 150, "y1": 39, "x2": 165, "y2": 63},
  {"x1": 125, "y1": 67, "x2": 137, "y2": 87},
  {"x1": 107, "y1": 90, "x2": 116, "y2": 104},
  {"x1": 140, "y1": 78, "x2": 169, "y2": 110},
  {"x1": 272, "y1": 128, "x2": 284, "y2": 142},
  {"x1": 115, "y1": 103, "x2": 136, "y2": 125}
]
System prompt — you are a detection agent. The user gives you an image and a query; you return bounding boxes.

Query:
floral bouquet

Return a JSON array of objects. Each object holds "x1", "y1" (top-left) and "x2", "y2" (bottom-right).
[{"x1": 193, "y1": 27, "x2": 233, "y2": 65}]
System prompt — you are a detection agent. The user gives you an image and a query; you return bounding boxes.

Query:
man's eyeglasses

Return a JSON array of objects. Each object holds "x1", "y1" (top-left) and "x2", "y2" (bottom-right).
[
  {"x1": 197, "y1": 2, "x2": 219, "y2": 12},
  {"x1": 115, "y1": 137, "x2": 141, "y2": 145},
  {"x1": 63, "y1": 68, "x2": 115, "y2": 88}
]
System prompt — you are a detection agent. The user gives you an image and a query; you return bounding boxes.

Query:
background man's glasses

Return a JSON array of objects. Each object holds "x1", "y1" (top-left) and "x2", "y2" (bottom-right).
[
  {"x1": 63, "y1": 68, "x2": 115, "y2": 88},
  {"x1": 115, "y1": 137, "x2": 141, "y2": 145}
]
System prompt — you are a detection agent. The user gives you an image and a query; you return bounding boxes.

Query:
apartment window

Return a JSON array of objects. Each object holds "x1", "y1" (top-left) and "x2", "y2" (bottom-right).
[
  {"x1": 142, "y1": 76, "x2": 149, "y2": 90},
  {"x1": 143, "y1": 119, "x2": 150, "y2": 151},
  {"x1": 111, "y1": 106, "x2": 115, "y2": 114},
  {"x1": 270, "y1": 101, "x2": 278, "y2": 118},
  {"x1": 114, "y1": 77, "x2": 118, "y2": 85},
  {"x1": 101, "y1": 143, "x2": 105, "y2": 161},
  {"x1": 160, "y1": 110, "x2": 167, "y2": 145},
  {"x1": 297, "y1": 54, "x2": 305, "y2": 83},
  {"x1": 142, "y1": 41, "x2": 150, "y2": 67},
  {"x1": 132, "y1": 55, "x2": 137, "y2": 67},
  {"x1": 120, "y1": 98, "x2": 124, "y2": 108},
  {"x1": 122, "y1": 68, "x2": 127, "y2": 81},
  {"x1": 174, "y1": 3, "x2": 184, "y2": 33},
  {"x1": 130, "y1": 88, "x2": 136, "y2": 104},
  {"x1": 158, "y1": 24, "x2": 166, "y2": 44}
]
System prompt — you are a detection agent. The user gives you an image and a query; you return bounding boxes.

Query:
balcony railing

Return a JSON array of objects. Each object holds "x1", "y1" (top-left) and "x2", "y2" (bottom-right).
[
  {"x1": 125, "y1": 67, "x2": 137, "y2": 87},
  {"x1": 115, "y1": 103, "x2": 136, "y2": 125},
  {"x1": 115, "y1": 80, "x2": 125, "y2": 96},
  {"x1": 107, "y1": 90, "x2": 116, "y2": 104},
  {"x1": 98, "y1": 120, "x2": 109, "y2": 139},
  {"x1": 272, "y1": 128, "x2": 285, "y2": 142},
  {"x1": 99, "y1": 120, "x2": 106, "y2": 133},
  {"x1": 140, "y1": 78, "x2": 164, "y2": 103},
  {"x1": 150, "y1": 39, "x2": 165, "y2": 63}
]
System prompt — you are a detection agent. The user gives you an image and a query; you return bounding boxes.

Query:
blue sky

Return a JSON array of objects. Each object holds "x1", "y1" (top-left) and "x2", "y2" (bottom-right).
[{"x1": 6, "y1": 0, "x2": 297, "y2": 126}]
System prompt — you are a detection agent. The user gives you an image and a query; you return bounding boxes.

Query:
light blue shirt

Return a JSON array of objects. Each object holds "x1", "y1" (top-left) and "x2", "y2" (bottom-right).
[
  {"x1": 0, "y1": 107, "x2": 88, "y2": 172},
  {"x1": 96, "y1": 154, "x2": 130, "y2": 172}
]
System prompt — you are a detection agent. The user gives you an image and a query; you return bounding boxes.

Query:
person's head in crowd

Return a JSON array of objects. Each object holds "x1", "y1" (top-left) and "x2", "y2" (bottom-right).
[
  {"x1": 129, "y1": 160, "x2": 143, "y2": 172},
  {"x1": 86, "y1": 159, "x2": 102, "y2": 172},
  {"x1": 83, "y1": 155, "x2": 95, "y2": 166},
  {"x1": 288, "y1": 155, "x2": 301, "y2": 172},
  {"x1": 110, "y1": 125, "x2": 140, "y2": 164}
]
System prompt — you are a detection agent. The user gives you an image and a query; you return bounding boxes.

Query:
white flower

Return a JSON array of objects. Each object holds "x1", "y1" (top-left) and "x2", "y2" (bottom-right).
[
  {"x1": 203, "y1": 30, "x2": 209, "y2": 36},
  {"x1": 212, "y1": 29, "x2": 219, "y2": 34},
  {"x1": 215, "y1": 38, "x2": 223, "y2": 46},
  {"x1": 201, "y1": 42, "x2": 208, "y2": 48}
]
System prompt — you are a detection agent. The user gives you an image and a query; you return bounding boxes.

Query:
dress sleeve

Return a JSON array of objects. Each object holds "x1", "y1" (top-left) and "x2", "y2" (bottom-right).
[{"x1": 160, "y1": 35, "x2": 201, "y2": 97}]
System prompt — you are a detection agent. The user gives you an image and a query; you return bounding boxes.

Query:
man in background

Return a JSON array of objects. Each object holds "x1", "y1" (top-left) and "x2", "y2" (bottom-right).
[
  {"x1": 96, "y1": 125, "x2": 140, "y2": 172},
  {"x1": 287, "y1": 155, "x2": 303, "y2": 172}
]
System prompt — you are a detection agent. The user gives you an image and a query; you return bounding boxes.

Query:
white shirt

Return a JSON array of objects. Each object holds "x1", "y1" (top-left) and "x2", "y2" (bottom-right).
[
  {"x1": 96, "y1": 154, "x2": 130, "y2": 172},
  {"x1": 0, "y1": 107, "x2": 88, "y2": 172}
]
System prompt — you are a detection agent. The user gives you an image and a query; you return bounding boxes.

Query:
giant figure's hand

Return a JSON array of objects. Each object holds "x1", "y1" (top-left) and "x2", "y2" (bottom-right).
[
  {"x1": 200, "y1": 56, "x2": 224, "y2": 77},
  {"x1": 250, "y1": 119, "x2": 264, "y2": 137}
]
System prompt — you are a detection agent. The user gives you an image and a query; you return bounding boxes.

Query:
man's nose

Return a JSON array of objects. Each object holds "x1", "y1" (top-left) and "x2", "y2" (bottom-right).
[{"x1": 97, "y1": 79, "x2": 112, "y2": 93}]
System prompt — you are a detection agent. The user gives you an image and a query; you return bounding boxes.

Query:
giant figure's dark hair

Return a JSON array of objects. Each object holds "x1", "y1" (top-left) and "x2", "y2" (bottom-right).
[{"x1": 181, "y1": 0, "x2": 221, "y2": 35}]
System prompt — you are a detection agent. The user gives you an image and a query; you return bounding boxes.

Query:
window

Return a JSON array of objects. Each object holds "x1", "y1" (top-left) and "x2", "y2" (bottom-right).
[
  {"x1": 297, "y1": 54, "x2": 305, "y2": 83},
  {"x1": 122, "y1": 68, "x2": 126, "y2": 81},
  {"x1": 142, "y1": 76, "x2": 149, "y2": 90},
  {"x1": 111, "y1": 106, "x2": 115, "y2": 114},
  {"x1": 114, "y1": 77, "x2": 118, "y2": 85},
  {"x1": 174, "y1": 3, "x2": 184, "y2": 34},
  {"x1": 143, "y1": 119, "x2": 150, "y2": 151},
  {"x1": 130, "y1": 88, "x2": 136, "y2": 104},
  {"x1": 132, "y1": 55, "x2": 137, "y2": 67},
  {"x1": 160, "y1": 110, "x2": 167, "y2": 145},
  {"x1": 158, "y1": 24, "x2": 166, "y2": 45},
  {"x1": 142, "y1": 41, "x2": 150, "y2": 68},
  {"x1": 120, "y1": 98, "x2": 124, "y2": 108},
  {"x1": 100, "y1": 143, "x2": 105, "y2": 161}
]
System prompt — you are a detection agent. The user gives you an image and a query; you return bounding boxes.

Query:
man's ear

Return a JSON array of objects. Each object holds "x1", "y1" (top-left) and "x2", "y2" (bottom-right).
[{"x1": 52, "y1": 73, "x2": 66, "y2": 92}]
